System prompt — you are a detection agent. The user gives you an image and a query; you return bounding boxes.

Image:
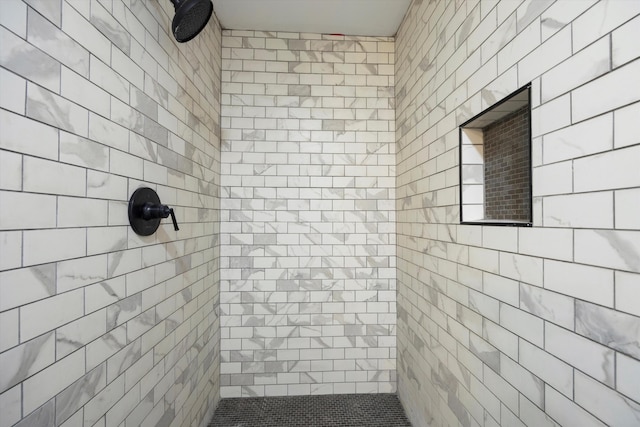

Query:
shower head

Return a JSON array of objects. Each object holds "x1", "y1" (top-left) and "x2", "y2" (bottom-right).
[{"x1": 170, "y1": 0, "x2": 213, "y2": 43}]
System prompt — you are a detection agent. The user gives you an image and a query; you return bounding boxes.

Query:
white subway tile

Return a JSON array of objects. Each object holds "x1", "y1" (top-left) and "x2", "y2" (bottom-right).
[
  {"x1": 543, "y1": 192, "x2": 613, "y2": 228},
  {"x1": 545, "y1": 323, "x2": 614, "y2": 386},
  {"x1": 531, "y1": 93, "x2": 571, "y2": 137},
  {"x1": 616, "y1": 352, "x2": 640, "y2": 403},
  {"x1": 499, "y1": 253, "x2": 543, "y2": 287},
  {"x1": 61, "y1": 1, "x2": 111, "y2": 64},
  {"x1": 20, "y1": 288, "x2": 84, "y2": 341},
  {"x1": 26, "y1": 83, "x2": 89, "y2": 137},
  {"x1": 572, "y1": 0, "x2": 640, "y2": 52},
  {"x1": 532, "y1": 161, "x2": 572, "y2": 196},
  {"x1": 57, "y1": 196, "x2": 108, "y2": 227},
  {"x1": 518, "y1": 227, "x2": 573, "y2": 261},
  {"x1": 0, "y1": 231, "x2": 21, "y2": 271},
  {"x1": 575, "y1": 229, "x2": 640, "y2": 273},
  {"x1": 519, "y1": 339, "x2": 573, "y2": 398},
  {"x1": 0, "y1": 68, "x2": 26, "y2": 114},
  {"x1": 57, "y1": 255, "x2": 108, "y2": 292},
  {"x1": 0, "y1": 0, "x2": 27, "y2": 38},
  {"x1": 574, "y1": 370, "x2": 640, "y2": 426},
  {"x1": 542, "y1": 113, "x2": 613, "y2": 164},
  {"x1": 541, "y1": 36, "x2": 610, "y2": 103},
  {"x1": 499, "y1": 304, "x2": 543, "y2": 347},
  {"x1": 545, "y1": 385, "x2": 606, "y2": 427},
  {"x1": 23, "y1": 228, "x2": 86, "y2": 266},
  {"x1": 544, "y1": 259, "x2": 614, "y2": 306},
  {"x1": 0, "y1": 384, "x2": 21, "y2": 427},
  {"x1": 23, "y1": 156, "x2": 86, "y2": 197},
  {"x1": 614, "y1": 101, "x2": 640, "y2": 149},
  {"x1": 0, "y1": 26, "x2": 60, "y2": 92},
  {"x1": 0, "y1": 191, "x2": 56, "y2": 230},
  {"x1": 615, "y1": 188, "x2": 640, "y2": 230},
  {"x1": 22, "y1": 348, "x2": 85, "y2": 414},
  {"x1": 0, "y1": 109, "x2": 59, "y2": 160},
  {"x1": 572, "y1": 59, "x2": 640, "y2": 123},
  {"x1": 615, "y1": 271, "x2": 640, "y2": 317}
]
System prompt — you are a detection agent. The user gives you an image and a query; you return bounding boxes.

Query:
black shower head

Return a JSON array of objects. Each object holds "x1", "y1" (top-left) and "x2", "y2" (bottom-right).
[{"x1": 170, "y1": 0, "x2": 213, "y2": 43}]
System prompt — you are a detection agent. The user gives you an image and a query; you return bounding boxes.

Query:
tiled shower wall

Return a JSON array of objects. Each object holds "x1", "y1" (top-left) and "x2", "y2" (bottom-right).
[
  {"x1": 0, "y1": 1, "x2": 222, "y2": 426},
  {"x1": 219, "y1": 31, "x2": 397, "y2": 397},
  {"x1": 395, "y1": 1, "x2": 640, "y2": 427}
]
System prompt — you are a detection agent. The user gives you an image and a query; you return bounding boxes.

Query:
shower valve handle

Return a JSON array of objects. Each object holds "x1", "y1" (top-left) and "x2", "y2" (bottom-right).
[{"x1": 142, "y1": 203, "x2": 180, "y2": 231}]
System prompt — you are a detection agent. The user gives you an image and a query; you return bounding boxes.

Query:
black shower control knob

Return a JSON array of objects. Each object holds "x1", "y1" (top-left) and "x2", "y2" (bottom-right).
[{"x1": 128, "y1": 187, "x2": 179, "y2": 236}]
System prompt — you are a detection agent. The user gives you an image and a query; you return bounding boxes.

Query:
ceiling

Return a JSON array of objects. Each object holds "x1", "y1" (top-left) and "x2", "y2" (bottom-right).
[{"x1": 212, "y1": 0, "x2": 412, "y2": 37}]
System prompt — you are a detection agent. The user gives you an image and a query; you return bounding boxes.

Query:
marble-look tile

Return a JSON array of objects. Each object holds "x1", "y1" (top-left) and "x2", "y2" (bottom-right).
[
  {"x1": 0, "y1": 26, "x2": 60, "y2": 93},
  {"x1": 541, "y1": 36, "x2": 609, "y2": 103},
  {"x1": 56, "y1": 310, "x2": 107, "y2": 359},
  {"x1": 576, "y1": 300, "x2": 640, "y2": 359},
  {"x1": 27, "y1": 7, "x2": 89, "y2": 77},
  {"x1": 61, "y1": 66, "x2": 110, "y2": 118},
  {"x1": 23, "y1": 228, "x2": 86, "y2": 266},
  {"x1": 20, "y1": 288, "x2": 84, "y2": 342},
  {"x1": 86, "y1": 325, "x2": 127, "y2": 372},
  {"x1": 519, "y1": 339, "x2": 573, "y2": 398},
  {"x1": 90, "y1": 0, "x2": 131, "y2": 55},
  {"x1": 520, "y1": 284, "x2": 574, "y2": 329},
  {"x1": 500, "y1": 355, "x2": 544, "y2": 409},
  {"x1": 572, "y1": 59, "x2": 640, "y2": 123},
  {"x1": 572, "y1": 0, "x2": 640, "y2": 52},
  {"x1": 22, "y1": 349, "x2": 85, "y2": 414},
  {"x1": 574, "y1": 371, "x2": 640, "y2": 426},
  {"x1": 0, "y1": 191, "x2": 56, "y2": 230},
  {"x1": 26, "y1": 83, "x2": 88, "y2": 137},
  {"x1": 14, "y1": 399, "x2": 55, "y2": 427},
  {"x1": 614, "y1": 101, "x2": 640, "y2": 149},
  {"x1": 0, "y1": 263, "x2": 56, "y2": 311},
  {"x1": 59, "y1": 132, "x2": 109, "y2": 171},
  {"x1": 0, "y1": 383, "x2": 21, "y2": 427},
  {"x1": 0, "y1": 308, "x2": 19, "y2": 353},
  {"x1": 0, "y1": 231, "x2": 21, "y2": 271},
  {"x1": 542, "y1": 113, "x2": 613, "y2": 164},
  {"x1": 0, "y1": 332, "x2": 54, "y2": 393},
  {"x1": 0, "y1": 68, "x2": 26, "y2": 115},
  {"x1": 546, "y1": 323, "x2": 614, "y2": 386},
  {"x1": 545, "y1": 385, "x2": 605, "y2": 427},
  {"x1": 617, "y1": 352, "x2": 640, "y2": 404},
  {"x1": 0, "y1": 0, "x2": 27, "y2": 38},
  {"x1": 61, "y1": 1, "x2": 111, "y2": 64},
  {"x1": 615, "y1": 271, "x2": 640, "y2": 317},
  {"x1": 54, "y1": 364, "x2": 106, "y2": 425},
  {"x1": 543, "y1": 260, "x2": 613, "y2": 306},
  {"x1": 575, "y1": 229, "x2": 640, "y2": 273},
  {"x1": 0, "y1": 109, "x2": 59, "y2": 160}
]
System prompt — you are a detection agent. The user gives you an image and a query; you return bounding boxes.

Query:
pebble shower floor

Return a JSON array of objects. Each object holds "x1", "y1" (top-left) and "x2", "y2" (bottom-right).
[{"x1": 208, "y1": 394, "x2": 412, "y2": 427}]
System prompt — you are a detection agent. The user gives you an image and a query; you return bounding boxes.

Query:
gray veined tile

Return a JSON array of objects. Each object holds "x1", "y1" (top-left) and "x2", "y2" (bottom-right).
[
  {"x1": 576, "y1": 301, "x2": 640, "y2": 359},
  {"x1": 0, "y1": 26, "x2": 60, "y2": 93},
  {"x1": 90, "y1": 1, "x2": 131, "y2": 55},
  {"x1": 27, "y1": 7, "x2": 89, "y2": 77},
  {"x1": 0, "y1": 332, "x2": 54, "y2": 393},
  {"x1": 26, "y1": 83, "x2": 88, "y2": 136},
  {"x1": 54, "y1": 364, "x2": 106, "y2": 425},
  {"x1": 14, "y1": 399, "x2": 55, "y2": 427}
]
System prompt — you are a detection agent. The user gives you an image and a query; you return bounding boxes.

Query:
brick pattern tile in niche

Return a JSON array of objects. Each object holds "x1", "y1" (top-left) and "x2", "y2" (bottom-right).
[{"x1": 219, "y1": 30, "x2": 397, "y2": 397}]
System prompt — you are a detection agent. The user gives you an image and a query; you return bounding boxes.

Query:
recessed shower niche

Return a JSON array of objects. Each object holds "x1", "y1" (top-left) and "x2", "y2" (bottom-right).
[{"x1": 459, "y1": 84, "x2": 532, "y2": 226}]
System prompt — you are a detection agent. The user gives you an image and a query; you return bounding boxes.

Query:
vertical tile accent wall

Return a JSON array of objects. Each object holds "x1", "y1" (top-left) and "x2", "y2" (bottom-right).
[
  {"x1": 219, "y1": 30, "x2": 397, "y2": 397},
  {"x1": 0, "y1": 1, "x2": 222, "y2": 426},
  {"x1": 395, "y1": 1, "x2": 640, "y2": 426}
]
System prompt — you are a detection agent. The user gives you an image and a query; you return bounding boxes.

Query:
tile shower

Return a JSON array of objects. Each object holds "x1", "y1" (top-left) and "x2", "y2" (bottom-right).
[{"x1": 0, "y1": 1, "x2": 639, "y2": 427}]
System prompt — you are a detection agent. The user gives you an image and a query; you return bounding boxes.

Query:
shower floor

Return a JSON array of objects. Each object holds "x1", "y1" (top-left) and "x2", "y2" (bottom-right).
[{"x1": 208, "y1": 393, "x2": 412, "y2": 427}]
